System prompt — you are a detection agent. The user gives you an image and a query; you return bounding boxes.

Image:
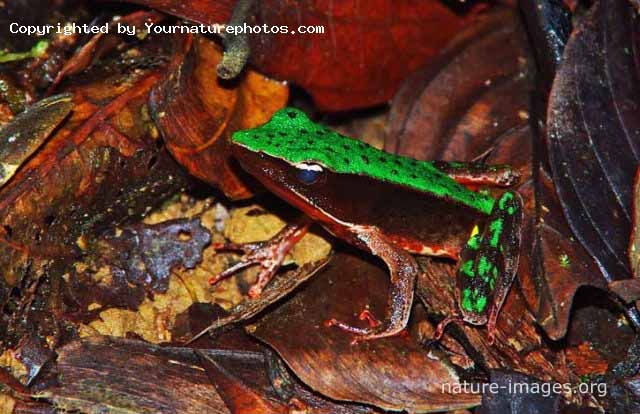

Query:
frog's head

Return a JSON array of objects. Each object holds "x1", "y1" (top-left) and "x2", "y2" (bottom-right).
[{"x1": 230, "y1": 108, "x2": 342, "y2": 213}]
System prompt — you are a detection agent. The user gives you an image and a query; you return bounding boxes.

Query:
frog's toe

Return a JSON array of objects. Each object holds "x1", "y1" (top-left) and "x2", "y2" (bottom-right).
[
  {"x1": 323, "y1": 318, "x2": 374, "y2": 344},
  {"x1": 247, "y1": 261, "x2": 282, "y2": 297},
  {"x1": 212, "y1": 240, "x2": 265, "y2": 255},
  {"x1": 208, "y1": 240, "x2": 268, "y2": 285},
  {"x1": 324, "y1": 315, "x2": 409, "y2": 345},
  {"x1": 208, "y1": 259, "x2": 256, "y2": 285}
]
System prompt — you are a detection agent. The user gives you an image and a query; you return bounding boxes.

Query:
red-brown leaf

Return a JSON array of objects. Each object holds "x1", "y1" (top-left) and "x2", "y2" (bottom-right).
[
  {"x1": 252, "y1": 250, "x2": 482, "y2": 413},
  {"x1": 149, "y1": 35, "x2": 288, "y2": 200},
  {"x1": 118, "y1": 0, "x2": 488, "y2": 111}
]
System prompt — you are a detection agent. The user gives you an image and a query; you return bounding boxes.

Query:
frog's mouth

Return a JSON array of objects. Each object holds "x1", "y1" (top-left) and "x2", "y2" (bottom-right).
[
  {"x1": 232, "y1": 144, "x2": 361, "y2": 241},
  {"x1": 232, "y1": 143, "x2": 325, "y2": 213}
]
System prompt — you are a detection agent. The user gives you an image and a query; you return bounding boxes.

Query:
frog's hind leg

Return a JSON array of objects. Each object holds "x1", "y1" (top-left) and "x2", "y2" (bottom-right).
[
  {"x1": 325, "y1": 226, "x2": 418, "y2": 343},
  {"x1": 435, "y1": 191, "x2": 523, "y2": 344},
  {"x1": 484, "y1": 192, "x2": 523, "y2": 340},
  {"x1": 431, "y1": 161, "x2": 520, "y2": 188}
]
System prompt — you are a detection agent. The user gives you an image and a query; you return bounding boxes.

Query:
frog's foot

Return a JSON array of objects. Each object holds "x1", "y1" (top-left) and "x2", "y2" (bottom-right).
[
  {"x1": 325, "y1": 309, "x2": 410, "y2": 344},
  {"x1": 433, "y1": 315, "x2": 461, "y2": 341},
  {"x1": 324, "y1": 309, "x2": 379, "y2": 335},
  {"x1": 432, "y1": 161, "x2": 520, "y2": 187},
  {"x1": 209, "y1": 222, "x2": 310, "y2": 297},
  {"x1": 324, "y1": 315, "x2": 407, "y2": 345}
]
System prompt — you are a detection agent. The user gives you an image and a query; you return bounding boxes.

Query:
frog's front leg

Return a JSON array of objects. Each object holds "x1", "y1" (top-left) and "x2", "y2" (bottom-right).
[
  {"x1": 435, "y1": 191, "x2": 523, "y2": 343},
  {"x1": 326, "y1": 226, "x2": 418, "y2": 343},
  {"x1": 209, "y1": 216, "x2": 312, "y2": 297}
]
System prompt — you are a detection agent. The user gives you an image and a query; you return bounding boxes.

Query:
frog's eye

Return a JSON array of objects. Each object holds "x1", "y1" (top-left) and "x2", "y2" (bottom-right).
[{"x1": 295, "y1": 162, "x2": 324, "y2": 185}]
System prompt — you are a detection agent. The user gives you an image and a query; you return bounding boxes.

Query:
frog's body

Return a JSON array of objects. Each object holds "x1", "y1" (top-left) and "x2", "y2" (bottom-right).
[
  {"x1": 243, "y1": 152, "x2": 485, "y2": 258},
  {"x1": 215, "y1": 107, "x2": 523, "y2": 342}
]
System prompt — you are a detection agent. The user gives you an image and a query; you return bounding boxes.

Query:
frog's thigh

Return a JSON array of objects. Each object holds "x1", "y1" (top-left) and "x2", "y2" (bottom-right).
[
  {"x1": 456, "y1": 191, "x2": 523, "y2": 335},
  {"x1": 354, "y1": 226, "x2": 419, "y2": 339}
]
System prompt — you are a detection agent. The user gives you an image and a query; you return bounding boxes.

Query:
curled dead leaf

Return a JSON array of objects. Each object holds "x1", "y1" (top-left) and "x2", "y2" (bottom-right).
[{"x1": 149, "y1": 35, "x2": 288, "y2": 200}]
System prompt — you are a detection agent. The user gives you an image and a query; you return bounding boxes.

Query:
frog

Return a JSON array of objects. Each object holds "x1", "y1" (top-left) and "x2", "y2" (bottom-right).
[{"x1": 210, "y1": 107, "x2": 523, "y2": 343}]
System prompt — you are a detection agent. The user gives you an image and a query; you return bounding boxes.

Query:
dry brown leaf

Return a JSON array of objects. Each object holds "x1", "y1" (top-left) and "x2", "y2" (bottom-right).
[{"x1": 150, "y1": 35, "x2": 289, "y2": 200}]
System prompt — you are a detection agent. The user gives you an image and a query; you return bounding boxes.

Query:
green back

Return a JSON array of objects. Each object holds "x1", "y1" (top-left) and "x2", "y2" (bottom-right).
[{"x1": 232, "y1": 108, "x2": 494, "y2": 215}]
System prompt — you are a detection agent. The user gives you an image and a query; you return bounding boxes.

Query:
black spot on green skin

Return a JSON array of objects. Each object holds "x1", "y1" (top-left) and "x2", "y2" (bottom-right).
[{"x1": 232, "y1": 108, "x2": 496, "y2": 214}]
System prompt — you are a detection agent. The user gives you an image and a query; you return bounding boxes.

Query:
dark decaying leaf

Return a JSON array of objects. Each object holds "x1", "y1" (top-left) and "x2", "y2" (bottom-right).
[
  {"x1": 197, "y1": 350, "x2": 288, "y2": 414},
  {"x1": 196, "y1": 324, "x2": 380, "y2": 414},
  {"x1": 630, "y1": 172, "x2": 640, "y2": 279},
  {"x1": 599, "y1": 337, "x2": 640, "y2": 414},
  {"x1": 0, "y1": 0, "x2": 57, "y2": 51},
  {"x1": 0, "y1": 93, "x2": 73, "y2": 187},
  {"x1": 249, "y1": 0, "x2": 484, "y2": 111},
  {"x1": 96, "y1": 218, "x2": 211, "y2": 292},
  {"x1": 477, "y1": 371, "x2": 564, "y2": 414},
  {"x1": 196, "y1": 343, "x2": 377, "y2": 414},
  {"x1": 623, "y1": 170, "x2": 640, "y2": 302},
  {"x1": 546, "y1": 0, "x2": 640, "y2": 284},
  {"x1": 0, "y1": 38, "x2": 189, "y2": 344},
  {"x1": 149, "y1": 34, "x2": 288, "y2": 200},
  {"x1": 35, "y1": 336, "x2": 231, "y2": 414},
  {"x1": 122, "y1": 0, "x2": 485, "y2": 111},
  {"x1": 47, "y1": 11, "x2": 166, "y2": 93},
  {"x1": 122, "y1": 0, "x2": 236, "y2": 25},
  {"x1": 13, "y1": 334, "x2": 54, "y2": 386},
  {"x1": 252, "y1": 249, "x2": 482, "y2": 413},
  {"x1": 570, "y1": 287, "x2": 635, "y2": 353},
  {"x1": 386, "y1": 8, "x2": 531, "y2": 161},
  {"x1": 32, "y1": 333, "x2": 377, "y2": 414},
  {"x1": 518, "y1": 0, "x2": 572, "y2": 90},
  {"x1": 610, "y1": 278, "x2": 640, "y2": 304},
  {"x1": 387, "y1": 6, "x2": 601, "y2": 343}
]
